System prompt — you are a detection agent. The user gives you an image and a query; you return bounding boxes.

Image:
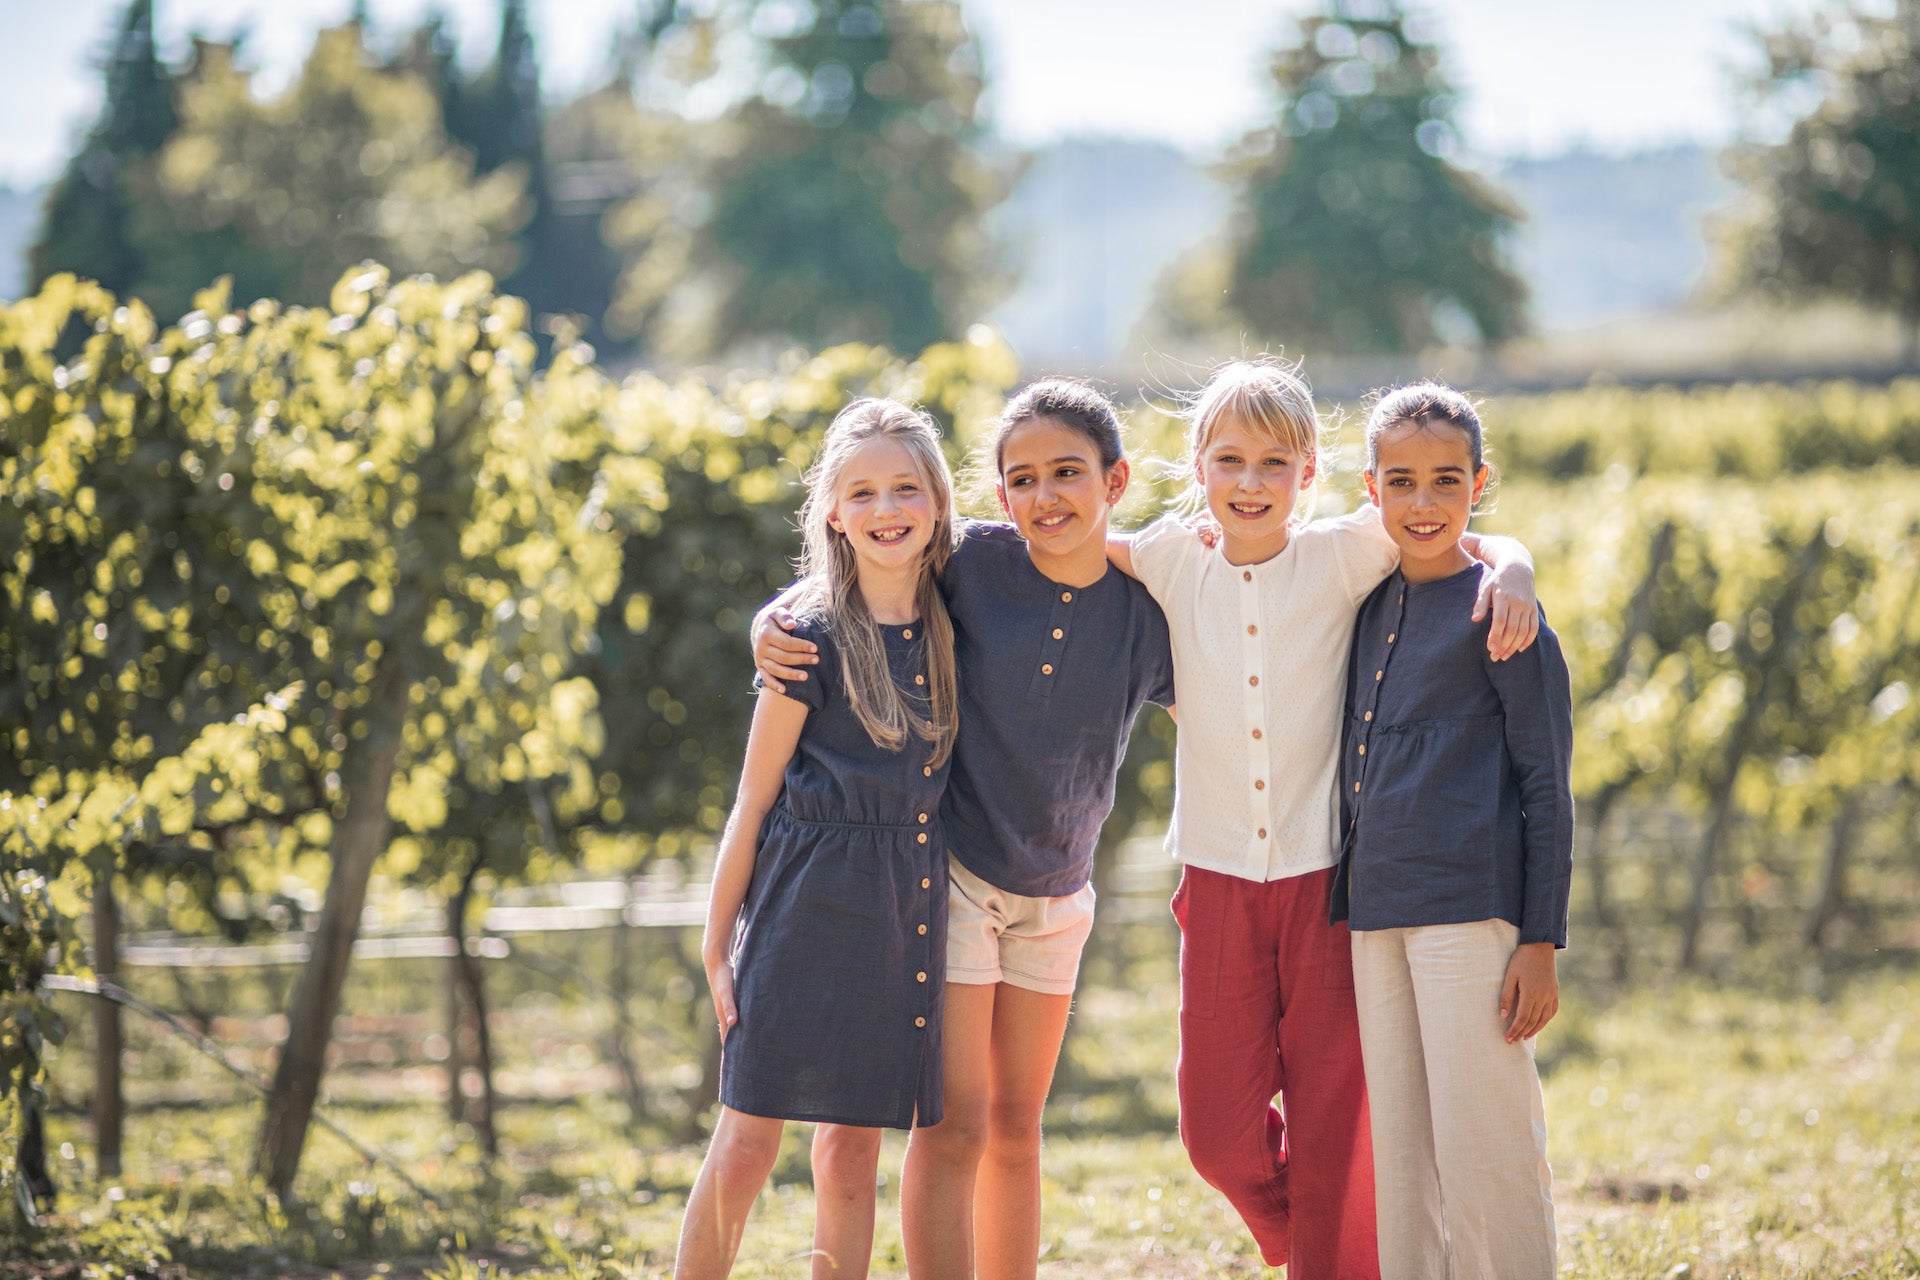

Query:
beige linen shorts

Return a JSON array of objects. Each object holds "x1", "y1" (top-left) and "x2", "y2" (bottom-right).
[{"x1": 945, "y1": 857, "x2": 1096, "y2": 995}]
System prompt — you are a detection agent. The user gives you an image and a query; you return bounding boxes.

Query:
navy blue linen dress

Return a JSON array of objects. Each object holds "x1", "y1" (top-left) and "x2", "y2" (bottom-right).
[{"x1": 721, "y1": 615, "x2": 950, "y2": 1130}]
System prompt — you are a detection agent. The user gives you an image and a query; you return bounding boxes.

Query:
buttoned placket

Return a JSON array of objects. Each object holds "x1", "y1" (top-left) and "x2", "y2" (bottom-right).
[
  {"x1": 907, "y1": 625, "x2": 934, "y2": 1034},
  {"x1": 1236, "y1": 564, "x2": 1274, "y2": 872},
  {"x1": 1026, "y1": 585, "x2": 1078, "y2": 697},
  {"x1": 1345, "y1": 585, "x2": 1408, "y2": 853},
  {"x1": 913, "y1": 838, "x2": 931, "y2": 1028}
]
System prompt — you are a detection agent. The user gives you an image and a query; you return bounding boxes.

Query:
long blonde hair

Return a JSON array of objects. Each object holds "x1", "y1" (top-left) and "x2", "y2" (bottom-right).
[{"x1": 794, "y1": 398, "x2": 960, "y2": 768}]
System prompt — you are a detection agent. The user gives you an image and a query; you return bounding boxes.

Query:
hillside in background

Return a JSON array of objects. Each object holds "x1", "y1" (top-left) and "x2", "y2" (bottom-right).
[
  {"x1": 985, "y1": 137, "x2": 1228, "y2": 375},
  {"x1": 986, "y1": 139, "x2": 1734, "y2": 373},
  {"x1": 0, "y1": 144, "x2": 1829, "y2": 382},
  {"x1": 1501, "y1": 145, "x2": 1733, "y2": 331}
]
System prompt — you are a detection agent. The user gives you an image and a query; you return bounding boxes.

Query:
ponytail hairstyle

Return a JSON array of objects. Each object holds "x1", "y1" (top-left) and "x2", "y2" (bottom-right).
[
  {"x1": 793, "y1": 398, "x2": 960, "y2": 768},
  {"x1": 1365, "y1": 381, "x2": 1495, "y2": 510},
  {"x1": 990, "y1": 377, "x2": 1127, "y2": 473}
]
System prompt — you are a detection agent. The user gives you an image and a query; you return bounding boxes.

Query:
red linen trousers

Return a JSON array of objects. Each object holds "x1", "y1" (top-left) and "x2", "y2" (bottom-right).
[{"x1": 1173, "y1": 864, "x2": 1379, "y2": 1278}]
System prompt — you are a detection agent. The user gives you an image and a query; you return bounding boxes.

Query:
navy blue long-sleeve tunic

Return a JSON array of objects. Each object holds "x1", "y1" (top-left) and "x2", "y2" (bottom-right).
[{"x1": 1329, "y1": 564, "x2": 1575, "y2": 947}]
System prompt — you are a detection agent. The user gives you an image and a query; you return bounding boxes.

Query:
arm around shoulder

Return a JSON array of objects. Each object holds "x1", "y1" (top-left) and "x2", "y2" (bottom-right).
[
  {"x1": 750, "y1": 586, "x2": 819, "y2": 694},
  {"x1": 1461, "y1": 531, "x2": 1539, "y2": 659},
  {"x1": 1326, "y1": 503, "x2": 1399, "y2": 603}
]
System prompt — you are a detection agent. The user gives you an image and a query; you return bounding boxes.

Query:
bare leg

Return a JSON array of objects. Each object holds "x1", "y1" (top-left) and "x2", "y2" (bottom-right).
[
  {"x1": 974, "y1": 983, "x2": 1073, "y2": 1280},
  {"x1": 674, "y1": 1107, "x2": 785, "y2": 1280},
  {"x1": 811, "y1": 1123, "x2": 884, "y2": 1279},
  {"x1": 902, "y1": 981, "x2": 995, "y2": 1280}
]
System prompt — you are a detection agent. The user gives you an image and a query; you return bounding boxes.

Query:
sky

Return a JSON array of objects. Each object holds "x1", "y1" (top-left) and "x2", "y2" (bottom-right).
[{"x1": 0, "y1": 0, "x2": 1827, "y2": 189}]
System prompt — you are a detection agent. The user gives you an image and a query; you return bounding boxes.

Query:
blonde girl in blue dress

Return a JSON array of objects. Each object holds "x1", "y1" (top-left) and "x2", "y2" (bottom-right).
[{"x1": 675, "y1": 399, "x2": 961, "y2": 1280}]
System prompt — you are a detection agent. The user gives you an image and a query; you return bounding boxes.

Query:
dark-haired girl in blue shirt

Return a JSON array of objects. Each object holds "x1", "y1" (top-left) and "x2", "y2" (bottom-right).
[{"x1": 1331, "y1": 384, "x2": 1572, "y2": 1280}]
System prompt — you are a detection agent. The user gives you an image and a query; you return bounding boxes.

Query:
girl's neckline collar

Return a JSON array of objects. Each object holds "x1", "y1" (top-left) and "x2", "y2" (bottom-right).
[
  {"x1": 1024, "y1": 552, "x2": 1111, "y2": 591},
  {"x1": 1398, "y1": 561, "x2": 1484, "y2": 591}
]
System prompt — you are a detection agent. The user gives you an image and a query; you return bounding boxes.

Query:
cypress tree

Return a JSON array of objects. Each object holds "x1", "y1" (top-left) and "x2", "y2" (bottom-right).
[
  {"x1": 29, "y1": 0, "x2": 178, "y2": 295},
  {"x1": 683, "y1": 0, "x2": 1001, "y2": 357},
  {"x1": 1211, "y1": 0, "x2": 1527, "y2": 353}
]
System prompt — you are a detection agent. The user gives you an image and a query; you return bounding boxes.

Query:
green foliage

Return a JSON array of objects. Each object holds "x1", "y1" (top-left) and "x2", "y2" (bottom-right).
[
  {"x1": 0, "y1": 274, "x2": 305, "y2": 929},
  {"x1": 1496, "y1": 472, "x2": 1920, "y2": 952},
  {"x1": 70, "y1": 1192, "x2": 175, "y2": 1278},
  {"x1": 1170, "y1": 0, "x2": 1526, "y2": 354},
  {"x1": 1721, "y1": 0, "x2": 1920, "y2": 341},
  {"x1": 2, "y1": 264, "x2": 631, "y2": 1194},
  {"x1": 639, "y1": 0, "x2": 1004, "y2": 360},
  {"x1": 27, "y1": 0, "x2": 178, "y2": 300},
  {"x1": 1483, "y1": 378, "x2": 1920, "y2": 480},
  {"x1": 132, "y1": 28, "x2": 526, "y2": 321},
  {"x1": 0, "y1": 689, "x2": 302, "y2": 1239}
]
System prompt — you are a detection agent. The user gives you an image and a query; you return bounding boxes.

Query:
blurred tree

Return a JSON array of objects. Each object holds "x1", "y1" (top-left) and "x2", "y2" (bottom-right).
[
  {"x1": 28, "y1": 0, "x2": 177, "y2": 298},
  {"x1": 545, "y1": 80, "x2": 692, "y2": 356},
  {"x1": 461, "y1": 0, "x2": 544, "y2": 177},
  {"x1": 630, "y1": 0, "x2": 1004, "y2": 360},
  {"x1": 390, "y1": 10, "x2": 470, "y2": 142},
  {"x1": 579, "y1": 1, "x2": 732, "y2": 356},
  {"x1": 132, "y1": 26, "x2": 525, "y2": 319},
  {"x1": 560, "y1": 0, "x2": 731, "y2": 357},
  {"x1": 1162, "y1": 0, "x2": 1526, "y2": 354},
  {"x1": 454, "y1": 0, "x2": 566, "y2": 325},
  {"x1": 392, "y1": 1, "x2": 707, "y2": 357},
  {"x1": 1722, "y1": 0, "x2": 1920, "y2": 359}
]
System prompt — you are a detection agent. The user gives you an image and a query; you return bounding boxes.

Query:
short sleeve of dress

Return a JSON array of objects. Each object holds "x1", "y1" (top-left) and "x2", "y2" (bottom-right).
[
  {"x1": 1322, "y1": 504, "x2": 1400, "y2": 604},
  {"x1": 1128, "y1": 514, "x2": 1198, "y2": 604},
  {"x1": 753, "y1": 617, "x2": 833, "y2": 714}
]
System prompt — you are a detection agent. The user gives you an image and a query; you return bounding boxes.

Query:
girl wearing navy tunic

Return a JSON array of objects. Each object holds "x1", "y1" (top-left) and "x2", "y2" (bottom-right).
[
  {"x1": 1332, "y1": 384, "x2": 1573, "y2": 1278},
  {"x1": 675, "y1": 399, "x2": 961, "y2": 1280}
]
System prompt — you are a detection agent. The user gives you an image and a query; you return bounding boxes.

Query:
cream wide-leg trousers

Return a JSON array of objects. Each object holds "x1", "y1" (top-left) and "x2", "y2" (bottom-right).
[{"x1": 1351, "y1": 919, "x2": 1557, "y2": 1280}]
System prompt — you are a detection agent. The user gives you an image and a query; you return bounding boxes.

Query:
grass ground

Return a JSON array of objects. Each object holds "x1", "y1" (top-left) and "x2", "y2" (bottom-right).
[{"x1": 16, "y1": 931, "x2": 1920, "y2": 1278}]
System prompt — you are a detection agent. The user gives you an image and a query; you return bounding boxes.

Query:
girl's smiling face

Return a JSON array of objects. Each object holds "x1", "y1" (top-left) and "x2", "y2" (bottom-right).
[
  {"x1": 997, "y1": 416, "x2": 1128, "y2": 580},
  {"x1": 827, "y1": 436, "x2": 937, "y2": 575},
  {"x1": 1198, "y1": 416, "x2": 1316, "y2": 565},
  {"x1": 1365, "y1": 419, "x2": 1489, "y2": 583}
]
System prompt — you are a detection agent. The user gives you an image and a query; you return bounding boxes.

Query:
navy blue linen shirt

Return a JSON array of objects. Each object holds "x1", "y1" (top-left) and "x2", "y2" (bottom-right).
[
  {"x1": 941, "y1": 522, "x2": 1176, "y2": 898},
  {"x1": 1329, "y1": 564, "x2": 1574, "y2": 947}
]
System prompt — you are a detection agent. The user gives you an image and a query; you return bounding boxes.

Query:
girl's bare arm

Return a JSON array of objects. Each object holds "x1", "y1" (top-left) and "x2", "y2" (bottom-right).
[{"x1": 703, "y1": 688, "x2": 808, "y2": 1038}]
